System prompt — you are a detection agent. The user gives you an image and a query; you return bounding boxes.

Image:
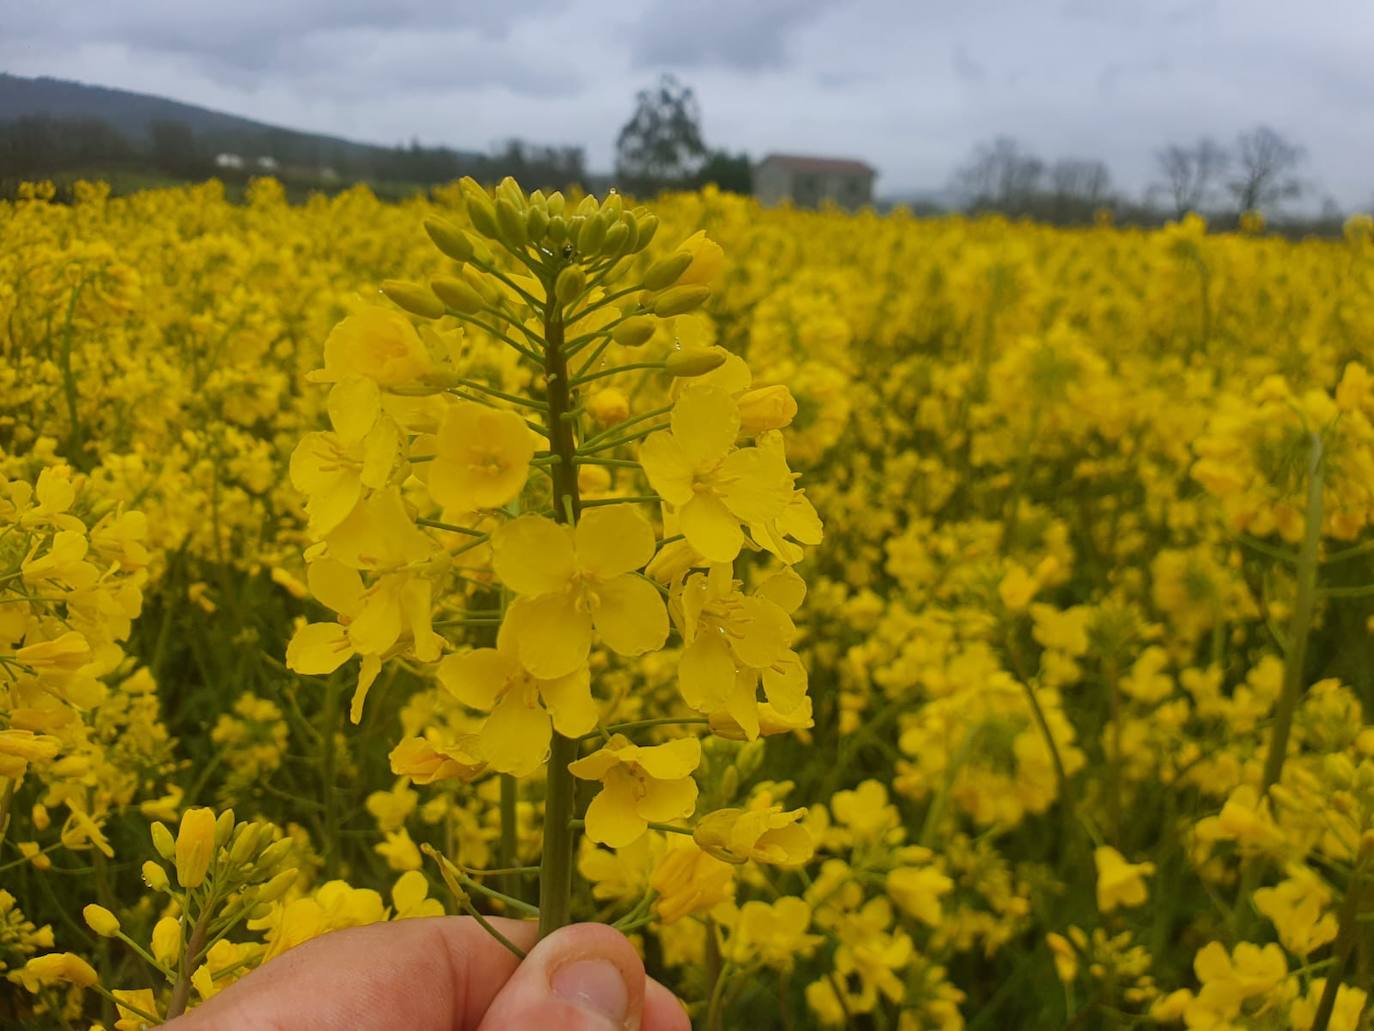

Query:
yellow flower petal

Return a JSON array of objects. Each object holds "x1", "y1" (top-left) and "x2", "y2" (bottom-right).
[
  {"x1": 350, "y1": 653, "x2": 383, "y2": 723},
  {"x1": 593, "y1": 574, "x2": 668, "y2": 657},
  {"x1": 671, "y1": 386, "x2": 739, "y2": 466},
  {"x1": 584, "y1": 768, "x2": 649, "y2": 847},
  {"x1": 575, "y1": 507, "x2": 657, "y2": 578},
  {"x1": 637, "y1": 775, "x2": 698, "y2": 823},
  {"x1": 492, "y1": 515, "x2": 576, "y2": 595},
  {"x1": 634, "y1": 736, "x2": 701, "y2": 780},
  {"x1": 540, "y1": 666, "x2": 598, "y2": 738},
  {"x1": 479, "y1": 694, "x2": 550, "y2": 776},
  {"x1": 328, "y1": 377, "x2": 381, "y2": 444},
  {"x1": 678, "y1": 633, "x2": 735, "y2": 712},
  {"x1": 307, "y1": 558, "x2": 364, "y2": 617},
  {"x1": 437, "y1": 648, "x2": 512, "y2": 711},
  {"x1": 639, "y1": 432, "x2": 695, "y2": 506},
  {"x1": 500, "y1": 593, "x2": 591, "y2": 678},
  {"x1": 680, "y1": 492, "x2": 743, "y2": 562},
  {"x1": 286, "y1": 622, "x2": 353, "y2": 674}
]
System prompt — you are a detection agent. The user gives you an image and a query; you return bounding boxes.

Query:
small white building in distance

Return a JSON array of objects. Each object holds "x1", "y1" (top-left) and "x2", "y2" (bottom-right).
[{"x1": 754, "y1": 153, "x2": 877, "y2": 210}]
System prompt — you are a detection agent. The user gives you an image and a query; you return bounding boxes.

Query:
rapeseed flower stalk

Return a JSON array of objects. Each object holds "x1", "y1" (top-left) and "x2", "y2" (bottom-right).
[{"x1": 284, "y1": 177, "x2": 822, "y2": 946}]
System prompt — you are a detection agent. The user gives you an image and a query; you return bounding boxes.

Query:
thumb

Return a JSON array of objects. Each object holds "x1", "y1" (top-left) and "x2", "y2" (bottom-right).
[{"x1": 476, "y1": 922, "x2": 644, "y2": 1031}]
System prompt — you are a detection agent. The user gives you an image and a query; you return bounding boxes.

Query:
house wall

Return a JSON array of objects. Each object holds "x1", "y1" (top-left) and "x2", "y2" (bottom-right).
[
  {"x1": 755, "y1": 162, "x2": 793, "y2": 207},
  {"x1": 755, "y1": 163, "x2": 874, "y2": 210}
]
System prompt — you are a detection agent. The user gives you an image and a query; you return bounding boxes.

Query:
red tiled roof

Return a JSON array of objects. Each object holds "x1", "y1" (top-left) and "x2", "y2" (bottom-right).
[{"x1": 757, "y1": 153, "x2": 876, "y2": 176}]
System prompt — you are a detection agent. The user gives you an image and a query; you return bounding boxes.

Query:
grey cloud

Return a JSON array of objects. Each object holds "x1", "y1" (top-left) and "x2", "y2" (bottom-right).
[
  {"x1": 0, "y1": 1, "x2": 566, "y2": 91},
  {"x1": 629, "y1": 0, "x2": 828, "y2": 71},
  {"x1": 953, "y1": 45, "x2": 986, "y2": 85}
]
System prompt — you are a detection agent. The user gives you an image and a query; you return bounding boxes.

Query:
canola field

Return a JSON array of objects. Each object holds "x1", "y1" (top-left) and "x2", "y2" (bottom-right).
[{"x1": 3, "y1": 175, "x2": 1374, "y2": 1029}]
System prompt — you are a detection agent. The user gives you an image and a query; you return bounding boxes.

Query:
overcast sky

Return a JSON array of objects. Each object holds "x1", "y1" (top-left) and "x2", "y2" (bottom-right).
[{"x1": 3, "y1": 0, "x2": 1372, "y2": 208}]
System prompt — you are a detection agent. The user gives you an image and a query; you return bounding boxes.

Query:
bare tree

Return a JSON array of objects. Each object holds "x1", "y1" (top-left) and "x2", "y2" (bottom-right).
[
  {"x1": 1154, "y1": 138, "x2": 1229, "y2": 218},
  {"x1": 1227, "y1": 126, "x2": 1304, "y2": 213},
  {"x1": 953, "y1": 136, "x2": 1044, "y2": 211},
  {"x1": 1050, "y1": 158, "x2": 1112, "y2": 205}
]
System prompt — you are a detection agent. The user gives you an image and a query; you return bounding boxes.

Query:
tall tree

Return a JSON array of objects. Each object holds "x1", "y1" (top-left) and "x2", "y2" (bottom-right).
[
  {"x1": 1227, "y1": 126, "x2": 1304, "y2": 213},
  {"x1": 615, "y1": 75, "x2": 707, "y2": 194},
  {"x1": 1154, "y1": 138, "x2": 1229, "y2": 218}
]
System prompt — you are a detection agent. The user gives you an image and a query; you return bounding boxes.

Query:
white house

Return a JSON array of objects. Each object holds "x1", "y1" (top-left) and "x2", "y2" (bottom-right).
[{"x1": 754, "y1": 154, "x2": 877, "y2": 210}]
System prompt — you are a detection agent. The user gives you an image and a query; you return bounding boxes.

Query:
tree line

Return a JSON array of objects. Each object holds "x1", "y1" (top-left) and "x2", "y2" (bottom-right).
[
  {"x1": 950, "y1": 127, "x2": 1321, "y2": 227},
  {"x1": 0, "y1": 114, "x2": 585, "y2": 193}
]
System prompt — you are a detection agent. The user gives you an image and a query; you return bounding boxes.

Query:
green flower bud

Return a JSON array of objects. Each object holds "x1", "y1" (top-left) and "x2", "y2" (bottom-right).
[
  {"x1": 600, "y1": 191, "x2": 624, "y2": 218},
  {"x1": 431, "y1": 276, "x2": 486, "y2": 315},
  {"x1": 643, "y1": 252, "x2": 694, "y2": 292},
  {"x1": 620, "y1": 211, "x2": 641, "y2": 251},
  {"x1": 575, "y1": 194, "x2": 599, "y2": 217},
  {"x1": 462, "y1": 265, "x2": 502, "y2": 307},
  {"x1": 665, "y1": 347, "x2": 726, "y2": 377},
  {"x1": 548, "y1": 215, "x2": 568, "y2": 244},
  {"x1": 495, "y1": 197, "x2": 528, "y2": 249},
  {"x1": 528, "y1": 188, "x2": 546, "y2": 207},
  {"x1": 526, "y1": 205, "x2": 550, "y2": 243},
  {"x1": 566, "y1": 215, "x2": 586, "y2": 249},
  {"x1": 229, "y1": 823, "x2": 263, "y2": 866},
  {"x1": 721, "y1": 765, "x2": 740, "y2": 801},
  {"x1": 215, "y1": 809, "x2": 235, "y2": 846},
  {"x1": 653, "y1": 284, "x2": 711, "y2": 317},
  {"x1": 256, "y1": 868, "x2": 298, "y2": 904},
  {"x1": 256, "y1": 838, "x2": 294, "y2": 872},
  {"x1": 382, "y1": 280, "x2": 446, "y2": 320},
  {"x1": 555, "y1": 265, "x2": 587, "y2": 305},
  {"x1": 612, "y1": 315, "x2": 657, "y2": 348},
  {"x1": 736, "y1": 739, "x2": 765, "y2": 780},
  {"x1": 546, "y1": 190, "x2": 566, "y2": 215},
  {"x1": 579, "y1": 213, "x2": 607, "y2": 256},
  {"x1": 496, "y1": 176, "x2": 526, "y2": 209},
  {"x1": 466, "y1": 193, "x2": 500, "y2": 240},
  {"x1": 634, "y1": 214, "x2": 660, "y2": 251},
  {"x1": 602, "y1": 221, "x2": 630, "y2": 256},
  {"x1": 151, "y1": 821, "x2": 175, "y2": 861},
  {"x1": 424, "y1": 217, "x2": 475, "y2": 263}
]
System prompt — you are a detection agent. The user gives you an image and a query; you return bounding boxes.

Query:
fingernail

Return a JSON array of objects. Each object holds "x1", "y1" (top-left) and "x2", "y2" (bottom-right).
[{"x1": 551, "y1": 958, "x2": 629, "y2": 1023}]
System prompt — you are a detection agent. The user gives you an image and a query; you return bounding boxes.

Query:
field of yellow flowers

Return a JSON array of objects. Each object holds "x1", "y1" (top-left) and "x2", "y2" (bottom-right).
[{"x1": 4, "y1": 174, "x2": 1374, "y2": 1029}]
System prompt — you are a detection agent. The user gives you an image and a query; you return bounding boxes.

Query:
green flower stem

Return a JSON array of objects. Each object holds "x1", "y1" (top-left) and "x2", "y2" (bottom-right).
[
  {"x1": 581, "y1": 717, "x2": 709, "y2": 741},
  {"x1": 444, "y1": 311, "x2": 542, "y2": 365},
  {"x1": 572, "y1": 337, "x2": 613, "y2": 380},
  {"x1": 1261, "y1": 432, "x2": 1324, "y2": 795},
  {"x1": 645, "y1": 821, "x2": 694, "y2": 836},
  {"x1": 89, "y1": 983, "x2": 160, "y2": 1025},
  {"x1": 570, "y1": 362, "x2": 666, "y2": 388},
  {"x1": 580, "y1": 495, "x2": 661, "y2": 508},
  {"x1": 538, "y1": 305, "x2": 583, "y2": 940},
  {"x1": 499, "y1": 774, "x2": 519, "y2": 900},
  {"x1": 165, "y1": 898, "x2": 215, "y2": 1019},
  {"x1": 1311, "y1": 860, "x2": 1365, "y2": 1031},
  {"x1": 579, "y1": 404, "x2": 672, "y2": 451},
  {"x1": 415, "y1": 517, "x2": 484, "y2": 537},
  {"x1": 115, "y1": 930, "x2": 177, "y2": 981},
  {"x1": 457, "y1": 871, "x2": 540, "y2": 916},
  {"x1": 445, "y1": 379, "x2": 548, "y2": 410},
  {"x1": 566, "y1": 285, "x2": 643, "y2": 327},
  {"x1": 459, "y1": 897, "x2": 529, "y2": 960}
]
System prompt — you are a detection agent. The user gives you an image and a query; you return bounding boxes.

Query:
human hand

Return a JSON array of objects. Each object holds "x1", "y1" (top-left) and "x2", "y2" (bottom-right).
[{"x1": 165, "y1": 917, "x2": 690, "y2": 1030}]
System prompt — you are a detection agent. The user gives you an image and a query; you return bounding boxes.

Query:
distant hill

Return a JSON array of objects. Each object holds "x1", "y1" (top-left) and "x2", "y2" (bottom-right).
[
  {"x1": 0, "y1": 72, "x2": 474, "y2": 169},
  {"x1": 0, "y1": 73, "x2": 584, "y2": 195}
]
